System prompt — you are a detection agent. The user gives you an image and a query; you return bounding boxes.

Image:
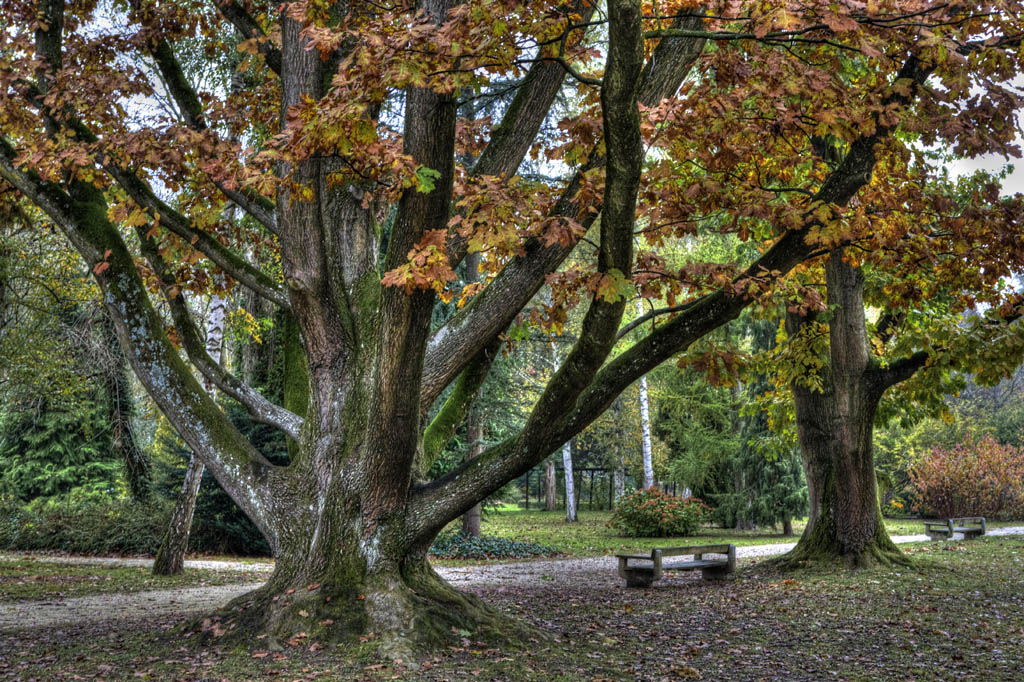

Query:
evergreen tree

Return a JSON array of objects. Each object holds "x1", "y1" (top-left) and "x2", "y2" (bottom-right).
[
  {"x1": 714, "y1": 319, "x2": 807, "y2": 533},
  {"x1": 0, "y1": 396, "x2": 120, "y2": 501}
]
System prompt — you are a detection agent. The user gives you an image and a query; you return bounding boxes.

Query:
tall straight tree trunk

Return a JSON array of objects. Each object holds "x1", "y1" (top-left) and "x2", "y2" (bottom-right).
[
  {"x1": 613, "y1": 454, "x2": 626, "y2": 501},
  {"x1": 562, "y1": 440, "x2": 577, "y2": 522},
  {"x1": 544, "y1": 459, "x2": 557, "y2": 510},
  {"x1": 460, "y1": 252, "x2": 484, "y2": 536},
  {"x1": 638, "y1": 375, "x2": 654, "y2": 489},
  {"x1": 779, "y1": 252, "x2": 907, "y2": 568},
  {"x1": 610, "y1": 395, "x2": 626, "y2": 502},
  {"x1": 153, "y1": 289, "x2": 227, "y2": 575},
  {"x1": 634, "y1": 301, "x2": 656, "y2": 490},
  {"x1": 460, "y1": 411, "x2": 483, "y2": 537}
]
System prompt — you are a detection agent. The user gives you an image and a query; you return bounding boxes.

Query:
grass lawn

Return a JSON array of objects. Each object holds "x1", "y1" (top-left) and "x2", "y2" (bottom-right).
[
  {"x1": 0, "y1": 556, "x2": 261, "y2": 600},
  {"x1": 466, "y1": 508, "x2": 1021, "y2": 557},
  {"x1": 2, "y1": 536, "x2": 1022, "y2": 680}
]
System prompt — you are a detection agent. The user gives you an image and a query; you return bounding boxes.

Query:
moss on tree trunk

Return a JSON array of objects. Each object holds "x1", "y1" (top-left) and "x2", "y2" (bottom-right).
[{"x1": 199, "y1": 506, "x2": 539, "y2": 661}]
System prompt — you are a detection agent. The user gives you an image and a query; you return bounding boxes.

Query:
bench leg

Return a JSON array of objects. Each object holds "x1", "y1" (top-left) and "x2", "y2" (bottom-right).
[
  {"x1": 622, "y1": 567, "x2": 655, "y2": 588},
  {"x1": 700, "y1": 565, "x2": 731, "y2": 581}
]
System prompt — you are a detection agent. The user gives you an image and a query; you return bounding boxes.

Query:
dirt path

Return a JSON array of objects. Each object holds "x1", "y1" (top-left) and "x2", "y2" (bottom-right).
[{"x1": 4, "y1": 527, "x2": 1023, "y2": 632}]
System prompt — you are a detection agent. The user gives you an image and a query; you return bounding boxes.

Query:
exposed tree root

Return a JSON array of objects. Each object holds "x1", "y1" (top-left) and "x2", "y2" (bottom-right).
[
  {"x1": 185, "y1": 560, "x2": 544, "y2": 663},
  {"x1": 768, "y1": 525, "x2": 912, "y2": 571}
]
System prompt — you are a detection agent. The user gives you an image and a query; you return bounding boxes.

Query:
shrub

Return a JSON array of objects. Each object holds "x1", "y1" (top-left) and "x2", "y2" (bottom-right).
[
  {"x1": 0, "y1": 495, "x2": 273, "y2": 556},
  {"x1": 607, "y1": 487, "x2": 708, "y2": 537},
  {"x1": 429, "y1": 531, "x2": 558, "y2": 560},
  {"x1": 0, "y1": 497, "x2": 170, "y2": 555},
  {"x1": 910, "y1": 435, "x2": 1024, "y2": 520}
]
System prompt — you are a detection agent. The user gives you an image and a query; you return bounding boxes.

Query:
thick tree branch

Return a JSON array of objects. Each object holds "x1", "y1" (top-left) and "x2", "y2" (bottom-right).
[
  {"x1": 134, "y1": 225, "x2": 303, "y2": 440},
  {"x1": 420, "y1": 339, "x2": 500, "y2": 472},
  {"x1": 616, "y1": 302, "x2": 697, "y2": 339},
  {"x1": 443, "y1": 0, "x2": 598, "y2": 270},
  {"x1": 362, "y1": 0, "x2": 459, "y2": 518},
  {"x1": 421, "y1": 11, "x2": 708, "y2": 409},
  {"x1": 519, "y1": 0, "x2": 643, "y2": 431},
  {"x1": 212, "y1": 0, "x2": 283, "y2": 76},
  {"x1": 408, "y1": 0, "x2": 647, "y2": 544},
  {"x1": 871, "y1": 350, "x2": 931, "y2": 392},
  {"x1": 408, "y1": 50, "x2": 936, "y2": 543},
  {"x1": 873, "y1": 308, "x2": 905, "y2": 346},
  {"x1": 0, "y1": 136, "x2": 278, "y2": 538}
]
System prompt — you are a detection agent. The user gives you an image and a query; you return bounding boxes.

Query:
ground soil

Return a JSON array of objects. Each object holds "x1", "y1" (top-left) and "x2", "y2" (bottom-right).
[{"x1": 3, "y1": 527, "x2": 1021, "y2": 631}]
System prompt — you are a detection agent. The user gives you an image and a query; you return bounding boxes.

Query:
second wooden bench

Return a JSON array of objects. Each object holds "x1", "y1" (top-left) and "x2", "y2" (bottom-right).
[{"x1": 924, "y1": 517, "x2": 986, "y2": 541}]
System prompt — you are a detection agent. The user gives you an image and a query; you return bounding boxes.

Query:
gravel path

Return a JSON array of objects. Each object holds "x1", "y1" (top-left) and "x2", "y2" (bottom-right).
[{"x1": 4, "y1": 526, "x2": 1023, "y2": 632}]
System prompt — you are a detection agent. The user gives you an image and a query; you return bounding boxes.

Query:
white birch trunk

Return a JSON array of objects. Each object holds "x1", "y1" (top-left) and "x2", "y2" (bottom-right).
[
  {"x1": 639, "y1": 374, "x2": 654, "y2": 489},
  {"x1": 633, "y1": 301, "x2": 655, "y2": 489},
  {"x1": 154, "y1": 231, "x2": 229, "y2": 573},
  {"x1": 562, "y1": 441, "x2": 576, "y2": 522}
]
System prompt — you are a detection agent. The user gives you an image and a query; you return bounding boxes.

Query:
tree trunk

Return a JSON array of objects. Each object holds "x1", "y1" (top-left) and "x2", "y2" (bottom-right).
[
  {"x1": 213, "y1": 494, "x2": 535, "y2": 661},
  {"x1": 460, "y1": 251, "x2": 484, "y2": 536},
  {"x1": 638, "y1": 374, "x2": 654, "y2": 489},
  {"x1": 460, "y1": 411, "x2": 483, "y2": 537},
  {"x1": 97, "y1": 310, "x2": 151, "y2": 501},
  {"x1": 152, "y1": 454, "x2": 204, "y2": 575},
  {"x1": 783, "y1": 517, "x2": 794, "y2": 537},
  {"x1": 613, "y1": 456, "x2": 625, "y2": 502},
  {"x1": 153, "y1": 290, "x2": 227, "y2": 575},
  {"x1": 562, "y1": 441, "x2": 577, "y2": 522},
  {"x1": 778, "y1": 253, "x2": 907, "y2": 568},
  {"x1": 544, "y1": 459, "x2": 557, "y2": 511}
]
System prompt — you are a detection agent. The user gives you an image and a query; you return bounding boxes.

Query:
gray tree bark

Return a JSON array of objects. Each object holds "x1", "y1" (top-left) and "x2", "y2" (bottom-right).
[
  {"x1": 153, "y1": 284, "x2": 227, "y2": 575},
  {"x1": 460, "y1": 252, "x2": 484, "y2": 537},
  {"x1": 460, "y1": 411, "x2": 483, "y2": 537}
]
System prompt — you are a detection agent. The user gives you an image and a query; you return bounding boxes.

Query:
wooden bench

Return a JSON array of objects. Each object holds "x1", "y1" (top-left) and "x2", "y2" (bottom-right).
[
  {"x1": 616, "y1": 544, "x2": 736, "y2": 588},
  {"x1": 924, "y1": 517, "x2": 986, "y2": 541}
]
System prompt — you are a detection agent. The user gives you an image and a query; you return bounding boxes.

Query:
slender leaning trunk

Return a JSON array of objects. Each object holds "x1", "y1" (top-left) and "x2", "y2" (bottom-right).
[{"x1": 153, "y1": 291, "x2": 227, "y2": 575}]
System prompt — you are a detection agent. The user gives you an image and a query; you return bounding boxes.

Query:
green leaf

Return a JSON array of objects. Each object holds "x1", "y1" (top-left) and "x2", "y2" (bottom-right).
[{"x1": 414, "y1": 166, "x2": 442, "y2": 194}]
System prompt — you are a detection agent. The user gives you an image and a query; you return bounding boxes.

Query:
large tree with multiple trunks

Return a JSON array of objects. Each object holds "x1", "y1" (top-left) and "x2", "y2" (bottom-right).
[{"x1": 1, "y1": 0, "x2": 1022, "y2": 657}]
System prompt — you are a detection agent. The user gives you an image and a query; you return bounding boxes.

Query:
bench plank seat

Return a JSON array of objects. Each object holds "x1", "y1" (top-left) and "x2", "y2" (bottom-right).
[
  {"x1": 616, "y1": 544, "x2": 736, "y2": 588},
  {"x1": 662, "y1": 559, "x2": 728, "y2": 571}
]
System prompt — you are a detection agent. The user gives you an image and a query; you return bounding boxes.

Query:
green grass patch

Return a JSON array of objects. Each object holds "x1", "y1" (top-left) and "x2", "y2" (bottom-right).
[
  {"x1": 469, "y1": 509, "x2": 1022, "y2": 558},
  {"x1": 0, "y1": 556, "x2": 261, "y2": 600}
]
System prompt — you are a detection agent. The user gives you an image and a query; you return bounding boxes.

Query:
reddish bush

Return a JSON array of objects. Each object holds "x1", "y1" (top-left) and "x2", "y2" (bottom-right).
[
  {"x1": 910, "y1": 435, "x2": 1024, "y2": 520},
  {"x1": 607, "y1": 488, "x2": 709, "y2": 537}
]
